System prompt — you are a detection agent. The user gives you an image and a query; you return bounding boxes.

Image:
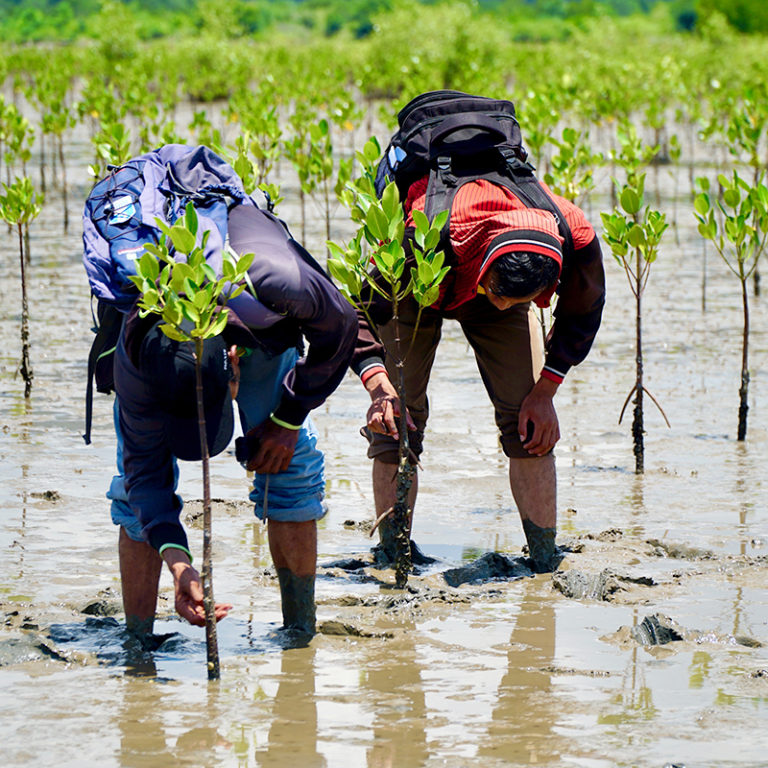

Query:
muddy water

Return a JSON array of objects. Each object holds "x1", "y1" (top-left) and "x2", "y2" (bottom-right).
[{"x1": 1, "y1": 114, "x2": 768, "y2": 768}]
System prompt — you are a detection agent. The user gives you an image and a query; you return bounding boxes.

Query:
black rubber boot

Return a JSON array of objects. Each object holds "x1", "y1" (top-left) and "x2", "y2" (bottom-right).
[
  {"x1": 276, "y1": 568, "x2": 316, "y2": 635},
  {"x1": 521, "y1": 519, "x2": 561, "y2": 573},
  {"x1": 372, "y1": 519, "x2": 436, "y2": 567}
]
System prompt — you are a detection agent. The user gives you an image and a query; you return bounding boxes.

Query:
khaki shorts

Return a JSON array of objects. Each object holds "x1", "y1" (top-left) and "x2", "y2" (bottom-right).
[{"x1": 367, "y1": 294, "x2": 544, "y2": 463}]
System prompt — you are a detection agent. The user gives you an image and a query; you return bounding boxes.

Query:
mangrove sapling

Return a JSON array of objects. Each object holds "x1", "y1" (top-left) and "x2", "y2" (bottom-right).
[
  {"x1": 694, "y1": 172, "x2": 768, "y2": 441},
  {"x1": 542, "y1": 125, "x2": 602, "y2": 340},
  {"x1": 328, "y1": 139, "x2": 450, "y2": 588},
  {"x1": 724, "y1": 87, "x2": 767, "y2": 296},
  {"x1": 129, "y1": 203, "x2": 254, "y2": 679},
  {"x1": 226, "y1": 132, "x2": 284, "y2": 211},
  {"x1": 227, "y1": 88, "x2": 283, "y2": 204},
  {"x1": 283, "y1": 105, "x2": 317, "y2": 245},
  {"x1": 601, "y1": 172, "x2": 669, "y2": 474},
  {"x1": 0, "y1": 177, "x2": 43, "y2": 398},
  {"x1": 89, "y1": 118, "x2": 132, "y2": 181}
]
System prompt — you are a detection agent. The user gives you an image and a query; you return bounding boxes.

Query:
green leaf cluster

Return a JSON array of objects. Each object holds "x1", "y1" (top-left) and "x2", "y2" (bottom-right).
[
  {"x1": 694, "y1": 171, "x2": 768, "y2": 279},
  {"x1": 327, "y1": 138, "x2": 451, "y2": 318},
  {"x1": 601, "y1": 171, "x2": 668, "y2": 293},
  {"x1": 0, "y1": 175, "x2": 43, "y2": 226},
  {"x1": 128, "y1": 201, "x2": 255, "y2": 343}
]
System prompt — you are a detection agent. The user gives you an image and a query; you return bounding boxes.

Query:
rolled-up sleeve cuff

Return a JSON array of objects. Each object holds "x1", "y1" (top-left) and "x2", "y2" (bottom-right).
[
  {"x1": 541, "y1": 358, "x2": 570, "y2": 384},
  {"x1": 353, "y1": 355, "x2": 387, "y2": 381},
  {"x1": 272, "y1": 398, "x2": 310, "y2": 429},
  {"x1": 147, "y1": 522, "x2": 189, "y2": 554}
]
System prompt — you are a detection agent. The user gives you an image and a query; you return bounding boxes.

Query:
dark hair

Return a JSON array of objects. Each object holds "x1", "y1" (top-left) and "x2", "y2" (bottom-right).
[{"x1": 488, "y1": 252, "x2": 560, "y2": 298}]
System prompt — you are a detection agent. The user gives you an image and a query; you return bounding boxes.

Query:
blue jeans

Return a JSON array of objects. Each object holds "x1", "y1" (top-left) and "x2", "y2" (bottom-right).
[{"x1": 109, "y1": 346, "x2": 326, "y2": 542}]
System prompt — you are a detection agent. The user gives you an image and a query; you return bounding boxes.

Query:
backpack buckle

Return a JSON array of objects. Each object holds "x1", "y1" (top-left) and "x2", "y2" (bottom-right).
[
  {"x1": 436, "y1": 156, "x2": 456, "y2": 187},
  {"x1": 500, "y1": 147, "x2": 535, "y2": 175}
]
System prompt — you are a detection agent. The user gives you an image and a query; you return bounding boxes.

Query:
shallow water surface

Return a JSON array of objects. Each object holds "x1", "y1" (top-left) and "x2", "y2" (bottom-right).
[{"x1": 1, "y1": 116, "x2": 767, "y2": 768}]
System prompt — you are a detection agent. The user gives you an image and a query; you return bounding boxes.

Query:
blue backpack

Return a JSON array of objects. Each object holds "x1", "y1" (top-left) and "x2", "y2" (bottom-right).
[{"x1": 82, "y1": 144, "x2": 266, "y2": 443}]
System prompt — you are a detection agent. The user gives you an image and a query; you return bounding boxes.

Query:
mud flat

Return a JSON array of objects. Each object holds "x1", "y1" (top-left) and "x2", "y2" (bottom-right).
[{"x1": 1, "y1": 127, "x2": 767, "y2": 767}]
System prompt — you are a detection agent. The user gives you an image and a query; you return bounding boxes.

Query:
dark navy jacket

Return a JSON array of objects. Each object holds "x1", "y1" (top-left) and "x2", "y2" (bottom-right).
[{"x1": 114, "y1": 205, "x2": 357, "y2": 552}]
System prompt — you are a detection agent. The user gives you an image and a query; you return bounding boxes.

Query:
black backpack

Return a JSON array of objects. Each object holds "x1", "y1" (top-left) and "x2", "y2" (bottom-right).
[{"x1": 374, "y1": 90, "x2": 574, "y2": 258}]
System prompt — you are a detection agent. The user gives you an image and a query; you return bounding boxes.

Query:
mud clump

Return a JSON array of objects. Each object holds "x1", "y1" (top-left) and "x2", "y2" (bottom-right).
[
  {"x1": 631, "y1": 614, "x2": 685, "y2": 645},
  {"x1": 585, "y1": 528, "x2": 624, "y2": 542},
  {"x1": 319, "y1": 556, "x2": 371, "y2": 572},
  {"x1": 553, "y1": 568, "x2": 657, "y2": 602},
  {"x1": 552, "y1": 569, "x2": 622, "y2": 601},
  {"x1": 30, "y1": 490, "x2": 61, "y2": 502},
  {"x1": 647, "y1": 539, "x2": 714, "y2": 560},
  {"x1": 342, "y1": 519, "x2": 373, "y2": 532},
  {"x1": 81, "y1": 599, "x2": 120, "y2": 617},
  {"x1": 0, "y1": 636, "x2": 68, "y2": 666},
  {"x1": 318, "y1": 620, "x2": 393, "y2": 639},
  {"x1": 442, "y1": 552, "x2": 532, "y2": 587},
  {"x1": 734, "y1": 635, "x2": 763, "y2": 648}
]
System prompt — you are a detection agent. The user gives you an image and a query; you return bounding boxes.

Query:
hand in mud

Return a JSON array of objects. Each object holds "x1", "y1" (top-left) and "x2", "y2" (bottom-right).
[
  {"x1": 167, "y1": 558, "x2": 232, "y2": 626},
  {"x1": 364, "y1": 371, "x2": 416, "y2": 439},
  {"x1": 244, "y1": 418, "x2": 299, "y2": 474},
  {"x1": 518, "y1": 377, "x2": 560, "y2": 456}
]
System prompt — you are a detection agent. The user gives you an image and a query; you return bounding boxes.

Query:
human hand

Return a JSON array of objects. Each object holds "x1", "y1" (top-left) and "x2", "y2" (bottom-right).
[
  {"x1": 364, "y1": 371, "x2": 415, "y2": 440},
  {"x1": 244, "y1": 418, "x2": 299, "y2": 474},
  {"x1": 164, "y1": 550, "x2": 232, "y2": 626},
  {"x1": 518, "y1": 377, "x2": 560, "y2": 456}
]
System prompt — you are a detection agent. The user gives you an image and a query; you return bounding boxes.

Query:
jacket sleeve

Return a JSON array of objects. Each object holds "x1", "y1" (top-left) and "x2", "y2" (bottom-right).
[
  {"x1": 114, "y1": 331, "x2": 189, "y2": 554},
  {"x1": 543, "y1": 235, "x2": 605, "y2": 381},
  {"x1": 249, "y1": 240, "x2": 359, "y2": 427}
]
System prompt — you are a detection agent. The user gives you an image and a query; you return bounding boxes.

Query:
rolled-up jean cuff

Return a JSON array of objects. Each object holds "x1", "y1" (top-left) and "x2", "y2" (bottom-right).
[
  {"x1": 365, "y1": 430, "x2": 424, "y2": 465},
  {"x1": 250, "y1": 488, "x2": 326, "y2": 522},
  {"x1": 111, "y1": 499, "x2": 145, "y2": 542}
]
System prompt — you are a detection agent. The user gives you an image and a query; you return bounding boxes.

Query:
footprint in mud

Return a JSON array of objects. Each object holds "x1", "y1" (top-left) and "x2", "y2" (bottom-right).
[{"x1": 46, "y1": 616, "x2": 189, "y2": 667}]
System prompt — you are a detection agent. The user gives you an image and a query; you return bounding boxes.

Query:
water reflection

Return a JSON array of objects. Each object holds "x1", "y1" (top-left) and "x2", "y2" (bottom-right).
[
  {"x1": 362, "y1": 621, "x2": 428, "y2": 768},
  {"x1": 117, "y1": 670, "x2": 175, "y2": 767},
  {"x1": 258, "y1": 646, "x2": 325, "y2": 767},
  {"x1": 599, "y1": 610, "x2": 657, "y2": 728},
  {"x1": 479, "y1": 578, "x2": 559, "y2": 764},
  {"x1": 118, "y1": 660, "x2": 232, "y2": 767}
]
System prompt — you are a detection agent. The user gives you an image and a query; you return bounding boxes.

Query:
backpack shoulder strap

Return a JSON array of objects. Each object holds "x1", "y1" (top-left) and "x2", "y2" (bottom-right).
[
  {"x1": 421, "y1": 149, "x2": 576, "y2": 264},
  {"x1": 83, "y1": 300, "x2": 124, "y2": 445},
  {"x1": 497, "y1": 148, "x2": 575, "y2": 259}
]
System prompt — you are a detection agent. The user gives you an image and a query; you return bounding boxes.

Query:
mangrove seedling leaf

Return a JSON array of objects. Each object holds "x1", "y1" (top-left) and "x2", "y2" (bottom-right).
[
  {"x1": 159, "y1": 323, "x2": 187, "y2": 342},
  {"x1": 620, "y1": 187, "x2": 642, "y2": 215},
  {"x1": 169, "y1": 224, "x2": 196, "y2": 254}
]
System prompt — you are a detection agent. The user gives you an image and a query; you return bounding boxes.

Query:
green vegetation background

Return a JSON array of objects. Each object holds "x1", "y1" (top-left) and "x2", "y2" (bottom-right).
[{"x1": 3, "y1": 0, "x2": 766, "y2": 43}]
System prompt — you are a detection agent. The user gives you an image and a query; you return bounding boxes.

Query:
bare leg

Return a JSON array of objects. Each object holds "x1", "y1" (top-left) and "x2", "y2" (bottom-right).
[
  {"x1": 372, "y1": 458, "x2": 418, "y2": 522},
  {"x1": 119, "y1": 526, "x2": 162, "y2": 636},
  {"x1": 508, "y1": 455, "x2": 559, "y2": 572},
  {"x1": 267, "y1": 519, "x2": 317, "y2": 633}
]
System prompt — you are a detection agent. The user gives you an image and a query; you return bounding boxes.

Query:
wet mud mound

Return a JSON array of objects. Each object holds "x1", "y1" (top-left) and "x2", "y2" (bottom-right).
[
  {"x1": 442, "y1": 551, "x2": 533, "y2": 586},
  {"x1": 552, "y1": 568, "x2": 656, "y2": 601},
  {"x1": 604, "y1": 612, "x2": 764, "y2": 651}
]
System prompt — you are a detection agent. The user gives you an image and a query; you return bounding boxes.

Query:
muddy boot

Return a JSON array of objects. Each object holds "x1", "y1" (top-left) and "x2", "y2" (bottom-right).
[
  {"x1": 276, "y1": 568, "x2": 316, "y2": 635},
  {"x1": 372, "y1": 517, "x2": 398, "y2": 565},
  {"x1": 373, "y1": 519, "x2": 436, "y2": 568},
  {"x1": 125, "y1": 615, "x2": 155, "y2": 644},
  {"x1": 522, "y1": 519, "x2": 561, "y2": 574}
]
